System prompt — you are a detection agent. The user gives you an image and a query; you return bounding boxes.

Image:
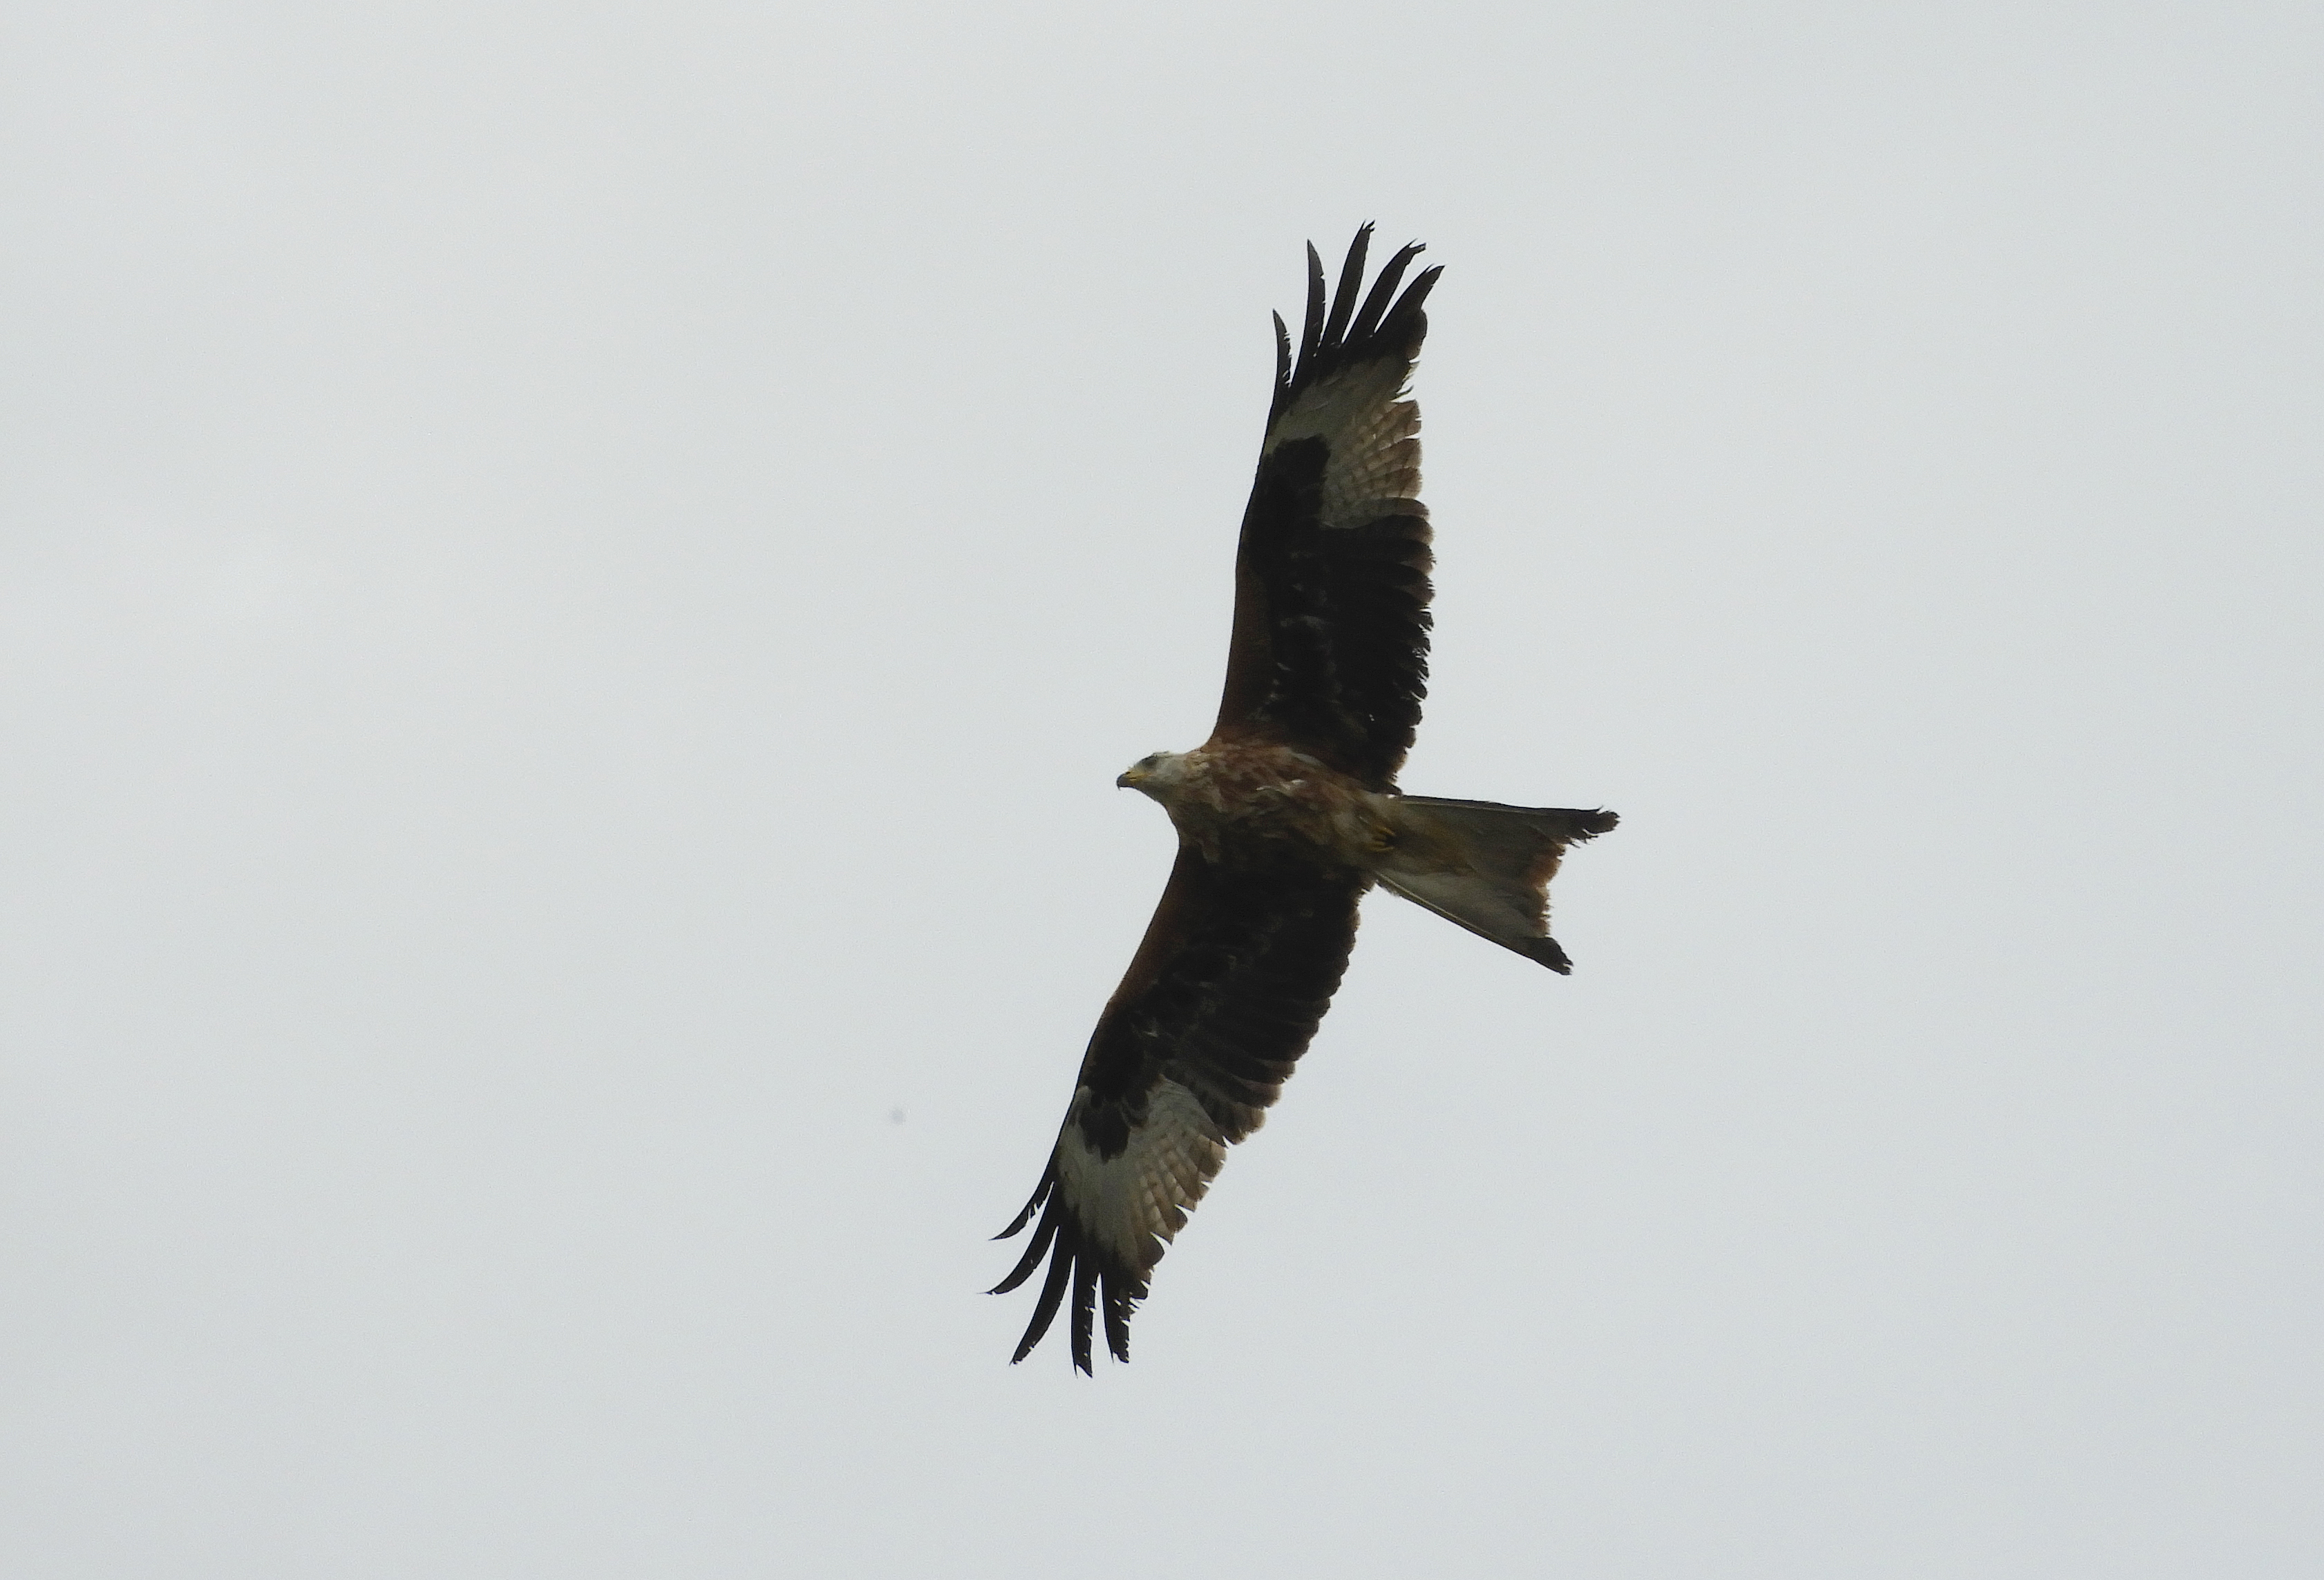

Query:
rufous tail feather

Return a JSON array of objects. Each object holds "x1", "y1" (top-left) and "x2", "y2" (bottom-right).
[{"x1": 1374, "y1": 796, "x2": 1618, "y2": 973}]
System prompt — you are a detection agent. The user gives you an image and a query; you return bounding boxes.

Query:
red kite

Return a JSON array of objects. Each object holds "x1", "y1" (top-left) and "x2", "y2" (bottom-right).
[{"x1": 994, "y1": 228, "x2": 1616, "y2": 1372}]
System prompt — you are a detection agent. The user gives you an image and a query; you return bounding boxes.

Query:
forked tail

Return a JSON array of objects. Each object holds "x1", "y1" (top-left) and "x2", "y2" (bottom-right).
[{"x1": 1375, "y1": 796, "x2": 1618, "y2": 973}]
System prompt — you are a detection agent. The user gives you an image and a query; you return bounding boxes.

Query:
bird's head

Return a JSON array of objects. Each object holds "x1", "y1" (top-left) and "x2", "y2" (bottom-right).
[{"x1": 1116, "y1": 750, "x2": 1185, "y2": 801}]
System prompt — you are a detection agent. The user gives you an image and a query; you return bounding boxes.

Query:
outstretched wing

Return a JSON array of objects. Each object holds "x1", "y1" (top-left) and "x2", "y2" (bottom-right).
[
  {"x1": 992, "y1": 848, "x2": 1366, "y2": 1373},
  {"x1": 1215, "y1": 225, "x2": 1443, "y2": 790}
]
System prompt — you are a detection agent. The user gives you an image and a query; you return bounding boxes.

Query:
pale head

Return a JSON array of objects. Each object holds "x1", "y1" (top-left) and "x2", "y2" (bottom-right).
[{"x1": 1116, "y1": 750, "x2": 1189, "y2": 801}]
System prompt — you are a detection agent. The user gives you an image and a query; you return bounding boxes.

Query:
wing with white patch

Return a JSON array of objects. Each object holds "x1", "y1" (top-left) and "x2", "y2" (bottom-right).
[
  {"x1": 1214, "y1": 226, "x2": 1442, "y2": 789},
  {"x1": 992, "y1": 848, "x2": 1366, "y2": 1372}
]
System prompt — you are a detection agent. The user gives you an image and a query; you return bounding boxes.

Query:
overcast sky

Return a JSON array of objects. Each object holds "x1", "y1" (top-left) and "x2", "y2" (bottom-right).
[{"x1": 4, "y1": 2, "x2": 2319, "y2": 1575}]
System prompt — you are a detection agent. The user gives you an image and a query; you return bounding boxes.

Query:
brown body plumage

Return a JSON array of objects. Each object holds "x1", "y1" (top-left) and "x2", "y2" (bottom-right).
[{"x1": 1118, "y1": 741, "x2": 1386, "y2": 866}]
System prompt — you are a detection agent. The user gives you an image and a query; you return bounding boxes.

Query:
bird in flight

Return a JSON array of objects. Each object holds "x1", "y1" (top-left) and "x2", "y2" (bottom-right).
[{"x1": 993, "y1": 227, "x2": 1617, "y2": 1373}]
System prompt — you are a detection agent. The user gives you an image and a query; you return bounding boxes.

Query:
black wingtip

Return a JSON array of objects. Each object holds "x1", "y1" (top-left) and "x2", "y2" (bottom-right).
[
  {"x1": 1272, "y1": 232, "x2": 1441, "y2": 423},
  {"x1": 1382, "y1": 261, "x2": 1444, "y2": 348},
  {"x1": 988, "y1": 1228, "x2": 1056, "y2": 1296},
  {"x1": 1319, "y1": 223, "x2": 1373, "y2": 350},
  {"x1": 1520, "y1": 935, "x2": 1576, "y2": 974},
  {"x1": 993, "y1": 1168, "x2": 1151, "y2": 1373},
  {"x1": 1101, "y1": 1271, "x2": 1133, "y2": 1366},
  {"x1": 1010, "y1": 1224, "x2": 1077, "y2": 1364},
  {"x1": 992, "y1": 1165, "x2": 1055, "y2": 1240},
  {"x1": 1288, "y1": 242, "x2": 1328, "y2": 391},
  {"x1": 1070, "y1": 1255, "x2": 1101, "y2": 1376}
]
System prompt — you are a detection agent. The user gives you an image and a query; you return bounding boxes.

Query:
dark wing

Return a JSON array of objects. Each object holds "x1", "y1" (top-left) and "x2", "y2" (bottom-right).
[
  {"x1": 1213, "y1": 225, "x2": 1443, "y2": 790},
  {"x1": 992, "y1": 846, "x2": 1365, "y2": 1373}
]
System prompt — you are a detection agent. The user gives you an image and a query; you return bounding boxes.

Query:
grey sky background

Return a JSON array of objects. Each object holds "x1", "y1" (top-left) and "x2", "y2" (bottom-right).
[{"x1": 4, "y1": 2, "x2": 2318, "y2": 1574}]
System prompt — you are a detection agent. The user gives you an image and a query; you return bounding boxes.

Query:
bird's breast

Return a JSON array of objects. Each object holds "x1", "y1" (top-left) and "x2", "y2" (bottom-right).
[{"x1": 1160, "y1": 741, "x2": 1386, "y2": 867}]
